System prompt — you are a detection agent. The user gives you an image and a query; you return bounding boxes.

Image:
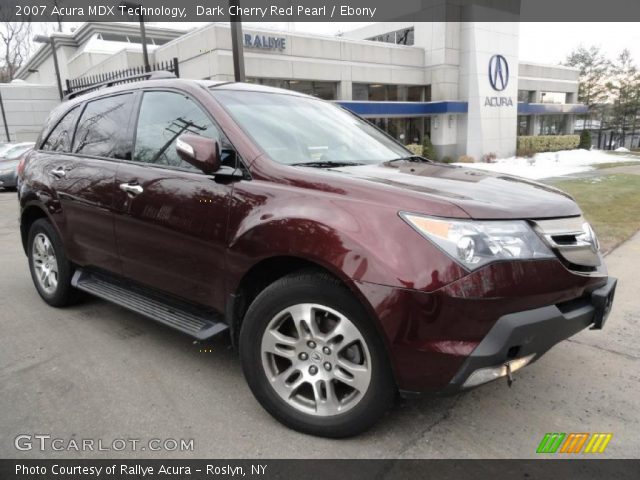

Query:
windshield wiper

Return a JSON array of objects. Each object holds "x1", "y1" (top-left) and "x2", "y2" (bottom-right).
[
  {"x1": 290, "y1": 161, "x2": 365, "y2": 168},
  {"x1": 387, "y1": 155, "x2": 432, "y2": 163}
]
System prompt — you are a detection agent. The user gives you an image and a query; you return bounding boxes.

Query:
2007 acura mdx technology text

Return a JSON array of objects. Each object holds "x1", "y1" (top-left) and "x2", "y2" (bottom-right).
[{"x1": 18, "y1": 75, "x2": 617, "y2": 437}]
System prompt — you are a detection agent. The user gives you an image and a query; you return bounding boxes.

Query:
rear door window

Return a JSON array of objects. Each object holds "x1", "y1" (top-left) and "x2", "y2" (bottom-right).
[
  {"x1": 41, "y1": 107, "x2": 79, "y2": 152},
  {"x1": 73, "y1": 93, "x2": 134, "y2": 159}
]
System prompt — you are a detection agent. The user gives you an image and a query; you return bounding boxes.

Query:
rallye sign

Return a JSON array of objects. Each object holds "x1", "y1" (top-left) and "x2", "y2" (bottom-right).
[{"x1": 244, "y1": 34, "x2": 286, "y2": 51}]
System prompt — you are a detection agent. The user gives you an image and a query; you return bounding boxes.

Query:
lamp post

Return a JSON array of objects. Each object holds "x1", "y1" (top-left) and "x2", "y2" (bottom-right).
[
  {"x1": 33, "y1": 35, "x2": 63, "y2": 100},
  {"x1": 119, "y1": 1, "x2": 151, "y2": 72},
  {"x1": 0, "y1": 89, "x2": 10, "y2": 142},
  {"x1": 229, "y1": 0, "x2": 246, "y2": 82}
]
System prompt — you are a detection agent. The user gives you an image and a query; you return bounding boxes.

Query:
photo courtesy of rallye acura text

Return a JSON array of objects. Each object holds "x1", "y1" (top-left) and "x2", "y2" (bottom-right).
[{"x1": 17, "y1": 74, "x2": 617, "y2": 438}]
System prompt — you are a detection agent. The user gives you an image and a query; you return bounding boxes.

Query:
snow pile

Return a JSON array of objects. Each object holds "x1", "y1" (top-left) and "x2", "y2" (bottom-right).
[{"x1": 453, "y1": 149, "x2": 635, "y2": 180}]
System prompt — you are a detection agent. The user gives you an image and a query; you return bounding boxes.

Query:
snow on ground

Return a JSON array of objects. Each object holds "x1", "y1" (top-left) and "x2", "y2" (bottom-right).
[{"x1": 452, "y1": 149, "x2": 636, "y2": 180}]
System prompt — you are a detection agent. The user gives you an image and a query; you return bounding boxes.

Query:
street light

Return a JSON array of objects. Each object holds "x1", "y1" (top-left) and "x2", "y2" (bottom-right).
[
  {"x1": 33, "y1": 35, "x2": 63, "y2": 100},
  {"x1": 119, "y1": 1, "x2": 151, "y2": 72}
]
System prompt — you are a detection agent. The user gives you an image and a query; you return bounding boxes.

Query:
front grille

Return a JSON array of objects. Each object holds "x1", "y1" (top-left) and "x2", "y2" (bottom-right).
[{"x1": 532, "y1": 216, "x2": 602, "y2": 274}]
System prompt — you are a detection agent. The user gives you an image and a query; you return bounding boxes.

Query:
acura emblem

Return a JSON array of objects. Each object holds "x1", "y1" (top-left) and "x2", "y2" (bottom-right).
[
  {"x1": 488, "y1": 54, "x2": 509, "y2": 92},
  {"x1": 578, "y1": 223, "x2": 600, "y2": 253}
]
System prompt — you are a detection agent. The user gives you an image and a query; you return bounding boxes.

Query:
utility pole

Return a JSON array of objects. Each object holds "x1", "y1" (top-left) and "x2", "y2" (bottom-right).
[
  {"x1": 120, "y1": 1, "x2": 151, "y2": 72},
  {"x1": 229, "y1": 0, "x2": 246, "y2": 82},
  {"x1": 33, "y1": 35, "x2": 63, "y2": 99},
  {"x1": 0, "y1": 89, "x2": 10, "y2": 142}
]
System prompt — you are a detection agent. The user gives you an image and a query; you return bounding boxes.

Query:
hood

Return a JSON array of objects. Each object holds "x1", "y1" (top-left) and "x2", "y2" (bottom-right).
[{"x1": 331, "y1": 161, "x2": 580, "y2": 220}]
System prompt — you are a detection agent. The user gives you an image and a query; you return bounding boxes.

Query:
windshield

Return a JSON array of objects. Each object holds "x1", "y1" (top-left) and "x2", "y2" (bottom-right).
[{"x1": 211, "y1": 90, "x2": 410, "y2": 166}]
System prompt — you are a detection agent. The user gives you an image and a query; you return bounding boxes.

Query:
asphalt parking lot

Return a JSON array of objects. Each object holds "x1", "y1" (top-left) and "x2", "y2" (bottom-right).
[{"x1": 0, "y1": 190, "x2": 638, "y2": 459}]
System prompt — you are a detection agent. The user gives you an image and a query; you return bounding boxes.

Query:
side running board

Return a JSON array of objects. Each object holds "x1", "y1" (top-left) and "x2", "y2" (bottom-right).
[{"x1": 72, "y1": 269, "x2": 228, "y2": 340}]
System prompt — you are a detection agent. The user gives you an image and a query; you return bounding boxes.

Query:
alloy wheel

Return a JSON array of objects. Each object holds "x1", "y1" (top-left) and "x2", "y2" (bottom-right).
[
  {"x1": 260, "y1": 303, "x2": 372, "y2": 416},
  {"x1": 32, "y1": 232, "x2": 59, "y2": 295}
]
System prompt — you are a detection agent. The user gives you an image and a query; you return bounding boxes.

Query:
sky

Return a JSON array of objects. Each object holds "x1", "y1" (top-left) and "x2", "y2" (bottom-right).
[
  {"x1": 180, "y1": 21, "x2": 640, "y2": 65},
  {"x1": 278, "y1": 22, "x2": 640, "y2": 65},
  {"x1": 48, "y1": 21, "x2": 640, "y2": 65}
]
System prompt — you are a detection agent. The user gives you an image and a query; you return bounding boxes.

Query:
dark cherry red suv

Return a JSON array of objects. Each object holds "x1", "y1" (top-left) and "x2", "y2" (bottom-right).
[{"x1": 18, "y1": 76, "x2": 616, "y2": 437}]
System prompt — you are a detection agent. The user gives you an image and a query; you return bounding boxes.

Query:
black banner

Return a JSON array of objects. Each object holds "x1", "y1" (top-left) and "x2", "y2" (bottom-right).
[
  {"x1": 1, "y1": 460, "x2": 639, "y2": 480},
  {"x1": 2, "y1": 0, "x2": 640, "y2": 22}
]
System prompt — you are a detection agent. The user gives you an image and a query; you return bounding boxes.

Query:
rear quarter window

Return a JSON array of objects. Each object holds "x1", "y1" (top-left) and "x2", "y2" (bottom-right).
[{"x1": 41, "y1": 106, "x2": 79, "y2": 152}]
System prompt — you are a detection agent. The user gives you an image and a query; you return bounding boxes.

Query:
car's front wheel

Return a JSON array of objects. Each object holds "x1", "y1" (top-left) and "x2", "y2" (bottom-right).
[{"x1": 239, "y1": 271, "x2": 395, "y2": 437}]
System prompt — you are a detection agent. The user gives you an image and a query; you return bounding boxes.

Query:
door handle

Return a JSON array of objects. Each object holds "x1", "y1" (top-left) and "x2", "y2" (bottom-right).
[
  {"x1": 119, "y1": 182, "x2": 144, "y2": 197},
  {"x1": 50, "y1": 167, "x2": 67, "y2": 178}
]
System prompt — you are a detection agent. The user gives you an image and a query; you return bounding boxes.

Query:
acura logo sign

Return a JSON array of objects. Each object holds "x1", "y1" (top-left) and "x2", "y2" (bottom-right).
[{"x1": 488, "y1": 54, "x2": 509, "y2": 91}]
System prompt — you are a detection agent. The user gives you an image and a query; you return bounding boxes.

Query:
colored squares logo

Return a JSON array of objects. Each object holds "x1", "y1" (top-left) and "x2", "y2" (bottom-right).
[{"x1": 537, "y1": 433, "x2": 612, "y2": 454}]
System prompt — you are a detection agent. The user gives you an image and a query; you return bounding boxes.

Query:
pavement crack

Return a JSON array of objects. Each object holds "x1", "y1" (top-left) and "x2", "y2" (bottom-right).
[
  {"x1": 393, "y1": 396, "x2": 462, "y2": 458},
  {"x1": 567, "y1": 338, "x2": 640, "y2": 361}
]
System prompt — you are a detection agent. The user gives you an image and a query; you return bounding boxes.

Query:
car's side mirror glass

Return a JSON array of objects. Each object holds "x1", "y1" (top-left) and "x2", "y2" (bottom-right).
[{"x1": 176, "y1": 135, "x2": 220, "y2": 175}]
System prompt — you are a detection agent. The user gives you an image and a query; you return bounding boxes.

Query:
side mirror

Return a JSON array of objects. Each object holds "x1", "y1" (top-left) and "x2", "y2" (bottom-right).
[{"x1": 176, "y1": 134, "x2": 220, "y2": 175}]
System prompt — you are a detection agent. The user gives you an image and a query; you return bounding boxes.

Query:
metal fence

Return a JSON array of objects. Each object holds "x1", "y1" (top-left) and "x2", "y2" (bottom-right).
[{"x1": 65, "y1": 57, "x2": 180, "y2": 95}]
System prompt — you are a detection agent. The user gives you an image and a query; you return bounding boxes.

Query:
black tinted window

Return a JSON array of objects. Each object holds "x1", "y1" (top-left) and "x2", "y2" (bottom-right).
[
  {"x1": 134, "y1": 91, "x2": 221, "y2": 170},
  {"x1": 42, "y1": 107, "x2": 78, "y2": 152},
  {"x1": 73, "y1": 93, "x2": 134, "y2": 159}
]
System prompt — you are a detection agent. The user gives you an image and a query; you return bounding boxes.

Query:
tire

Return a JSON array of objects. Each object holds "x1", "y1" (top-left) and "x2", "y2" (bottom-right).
[
  {"x1": 27, "y1": 218, "x2": 81, "y2": 307},
  {"x1": 239, "y1": 271, "x2": 395, "y2": 437}
]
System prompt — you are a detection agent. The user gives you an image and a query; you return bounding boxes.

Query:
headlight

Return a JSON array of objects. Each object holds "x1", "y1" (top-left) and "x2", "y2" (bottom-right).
[{"x1": 400, "y1": 212, "x2": 555, "y2": 270}]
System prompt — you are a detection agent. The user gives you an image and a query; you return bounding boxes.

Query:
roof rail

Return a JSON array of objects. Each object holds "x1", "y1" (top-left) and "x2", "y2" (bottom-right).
[{"x1": 64, "y1": 71, "x2": 176, "y2": 101}]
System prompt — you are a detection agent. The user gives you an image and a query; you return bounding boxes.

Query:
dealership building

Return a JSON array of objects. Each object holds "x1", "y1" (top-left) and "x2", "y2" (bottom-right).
[{"x1": 14, "y1": 21, "x2": 586, "y2": 159}]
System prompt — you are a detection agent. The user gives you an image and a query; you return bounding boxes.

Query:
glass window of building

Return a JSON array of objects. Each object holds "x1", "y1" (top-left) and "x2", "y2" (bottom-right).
[
  {"x1": 288, "y1": 80, "x2": 314, "y2": 96},
  {"x1": 368, "y1": 84, "x2": 386, "y2": 101},
  {"x1": 518, "y1": 115, "x2": 531, "y2": 136},
  {"x1": 540, "y1": 92, "x2": 567, "y2": 104},
  {"x1": 367, "y1": 117, "x2": 429, "y2": 146},
  {"x1": 366, "y1": 27, "x2": 415, "y2": 46},
  {"x1": 352, "y1": 83, "x2": 428, "y2": 102},
  {"x1": 518, "y1": 90, "x2": 535, "y2": 103},
  {"x1": 248, "y1": 78, "x2": 337, "y2": 100},
  {"x1": 538, "y1": 115, "x2": 566, "y2": 135},
  {"x1": 352, "y1": 83, "x2": 368, "y2": 101},
  {"x1": 407, "y1": 86, "x2": 424, "y2": 102},
  {"x1": 311, "y1": 82, "x2": 337, "y2": 101}
]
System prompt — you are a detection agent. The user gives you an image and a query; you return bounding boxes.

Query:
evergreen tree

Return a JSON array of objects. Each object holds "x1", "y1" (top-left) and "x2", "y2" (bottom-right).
[
  {"x1": 422, "y1": 135, "x2": 437, "y2": 161},
  {"x1": 564, "y1": 46, "x2": 610, "y2": 110},
  {"x1": 606, "y1": 50, "x2": 640, "y2": 147},
  {"x1": 578, "y1": 129, "x2": 592, "y2": 150},
  {"x1": 564, "y1": 46, "x2": 610, "y2": 139}
]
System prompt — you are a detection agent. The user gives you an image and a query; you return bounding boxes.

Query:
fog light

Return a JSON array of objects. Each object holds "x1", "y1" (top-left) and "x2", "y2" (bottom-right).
[{"x1": 462, "y1": 354, "x2": 535, "y2": 388}]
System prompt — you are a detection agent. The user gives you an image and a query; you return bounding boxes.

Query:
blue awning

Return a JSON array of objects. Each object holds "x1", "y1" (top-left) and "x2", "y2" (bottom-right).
[
  {"x1": 517, "y1": 103, "x2": 589, "y2": 115},
  {"x1": 336, "y1": 101, "x2": 468, "y2": 118},
  {"x1": 335, "y1": 100, "x2": 588, "y2": 117}
]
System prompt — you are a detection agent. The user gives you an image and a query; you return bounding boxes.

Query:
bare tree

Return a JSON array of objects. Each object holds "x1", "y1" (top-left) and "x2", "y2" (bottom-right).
[{"x1": 0, "y1": 4, "x2": 33, "y2": 83}]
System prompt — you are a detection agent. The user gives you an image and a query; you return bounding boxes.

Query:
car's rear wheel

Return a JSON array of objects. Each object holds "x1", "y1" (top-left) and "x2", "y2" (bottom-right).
[
  {"x1": 28, "y1": 218, "x2": 81, "y2": 307},
  {"x1": 239, "y1": 271, "x2": 395, "y2": 437}
]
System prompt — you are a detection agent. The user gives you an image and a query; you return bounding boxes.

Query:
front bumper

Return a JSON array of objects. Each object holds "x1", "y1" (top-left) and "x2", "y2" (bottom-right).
[
  {"x1": 356, "y1": 259, "x2": 616, "y2": 394},
  {"x1": 440, "y1": 277, "x2": 617, "y2": 393}
]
